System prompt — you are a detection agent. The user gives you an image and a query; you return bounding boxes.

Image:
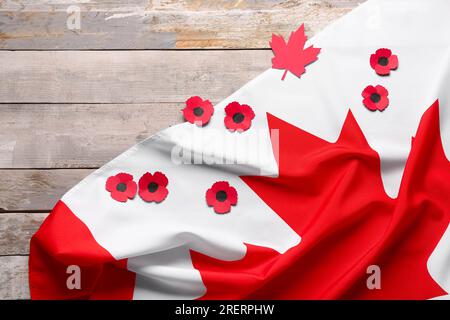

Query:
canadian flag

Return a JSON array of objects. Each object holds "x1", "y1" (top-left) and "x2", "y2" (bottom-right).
[{"x1": 29, "y1": 0, "x2": 450, "y2": 300}]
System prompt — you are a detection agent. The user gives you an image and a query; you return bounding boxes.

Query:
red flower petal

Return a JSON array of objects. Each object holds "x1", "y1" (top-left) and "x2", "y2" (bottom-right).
[
  {"x1": 237, "y1": 117, "x2": 253, "y2": 132},
  {"x1": 116, "y1": 172, "x2": 134, "y2": 182},
  {"x1": 138, "y1": 172, "x2": 169, "y2": 203},
  {"x1": 105, "y1": 173, "x2": 137, "y2": 202},
  {"x1": 140, "y1": 187, "x2": 168, "y2": 203},
  {"x1": 214, "y1": 201, "x2": 231, "y2": 214},
  {"x1": 153, "y1": 171, "x2": 169, "y2": 187},
  {"x1": 105, "y1": 176, "x2": 120, "y2": 192},
  {"x1": 138, "y1": 172, "x2": 153, "y2": 189},
  {"x1": 376, "y1": 48, "x2": 392, "y2": 57},
  {"x1": 224, "y1": 116, "x2": 237, "y2": 132},
  {"x1": 125, "y1": 180, "x2": 138, "y2": 199},
  {"x1": 206, "y1": 181, "x2": 238, "y2": 214},
  {"x1": 183, "y1": 96, "x2": 214, "y2": 126},
  {"x1": 370, "y1": 48, "x2": 398, "y2": 76},
  {"x1": 374, "y1": 64, "x2": 391, "y2": 76},
  {"x1": 361, "y1": 85, "x2": 376, "y2": 98},
  {"x1": 369, "y1": 54, "x2": 379, "y2": 70},
  {"x1": 224, "y1": 102, "x2": 255, "y2": 132},
  {"x1": 206, "y1": 188, "x2": 217, "y2": 206},
  {"x1": 388, "y1": 54, "x2": 399, "y2": 70},
  {"x1": 153, "y1": 187, "x2": 169, "y2": 203},
  {"x1": 362, "y1": 85, "x2": 389, "y2": 112},
  {"x1": 240, "y1": 104, "x2": 256, "y2": 119},
  {"x1": 186, "y1": 96, "x2": 204, "y2": 109},
  {"x1": 211, "y1": 181, "x2": 230, "y2": 193},
  {"x1": 227, "y1": 186, "x2": 238, "y2": 205},
  {"x1": 196, "y1": 112, "x2": 213, "y2": 125},
  {"x1": 363, "y1": 97, "x2": 378, "y2": 111},
  {"x1": 378, "y1": 96, "x2": 389, "y2": 111},
  {"x1": 225, "y1": 101, "x2": 241, "y2": 115},
  {"x1": 111, "y1": 190, "x2": 130, "y2": 202},
  {"x1": 376, "y1": 85, "x2": 388, "y2": 96}
]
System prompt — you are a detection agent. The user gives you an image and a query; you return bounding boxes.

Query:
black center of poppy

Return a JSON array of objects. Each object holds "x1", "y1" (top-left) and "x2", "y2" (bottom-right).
[
  {"x1": 193, "y1": 107, "x2": 204, "y2": 116},
  {"x1": 116, "y1": 183, "x2": 127, "y2": 192},
  {"x1": 378, "y1": 56, "x2": 389, "y2": 66},
  {"x1": 370, "y1": 93, "x2": 381, "y2": 103},
  {"x1": 147, "y1": 182, "x2": 159, "y2": 193},
  {"x1": 232, "y1": 113, "x2": 245, "y2": 124},
  {"x1": 215, "y1": 190, "x2": 227, "y2": 202}
]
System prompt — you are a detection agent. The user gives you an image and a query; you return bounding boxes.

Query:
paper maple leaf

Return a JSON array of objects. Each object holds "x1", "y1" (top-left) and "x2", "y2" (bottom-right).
[
  {"x1": 191, "y1": 101, "x2": 450, "y2": 299},
  {"x1": 270, "y1": 24, "x2": 321, "y2": 80}
]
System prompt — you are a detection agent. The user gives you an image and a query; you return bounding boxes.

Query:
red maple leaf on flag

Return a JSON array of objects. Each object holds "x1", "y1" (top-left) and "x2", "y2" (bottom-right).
[
  {"x1": 270, "y1": 24, "x2": 321, "y2": 80},
  {"x1": 191, "y1": 100, "x2": 450, "y2": 299}
]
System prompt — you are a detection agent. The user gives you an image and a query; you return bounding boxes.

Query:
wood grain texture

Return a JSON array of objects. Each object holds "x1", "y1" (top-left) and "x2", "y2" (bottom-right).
[
  {"x1": 0, "y1": 104, "x2": 182, "y2": 168},
  {"x1": 0, "y1": 169, "x2": 93, "y2": 212},
  {"x1": 0, "y1": 213, "x2": 47, "y2": 255},
  {"x1": 0, "y1": 50, "x2": 271, "y2": 103},
  {"x1": 0, "y1": 256, "x2": 29, "y2": 300},
  {"x1": 0, "y1": 0, "x2": 364, "y2": 300},
  {"x1": 0, "y1": 212, "x2": 44, "y2": 299},
  {"x1": 0, "y1": 0, "x2": 364, "y2": 49}
]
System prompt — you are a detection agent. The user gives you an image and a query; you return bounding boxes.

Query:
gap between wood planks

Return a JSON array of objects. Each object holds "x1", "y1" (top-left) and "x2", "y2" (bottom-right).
[{"x1": 0, "y1": 0, "x2": 365, "y2": 299}]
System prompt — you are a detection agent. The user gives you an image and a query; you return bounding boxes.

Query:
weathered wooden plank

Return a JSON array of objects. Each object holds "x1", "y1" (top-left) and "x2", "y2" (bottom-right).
[
  {"x1": 0, "y1": 50, "x2": 271, "y2": 103},
  {"x1": 0, "y1": 104, "x2": 182, "y2": 168},
  {"x1": 0, "y1": 256, "x2": 29, "y2": 299},
  {"x1": 0, "y1": 0, "x2": 365, "y2": 49},
  {"x1": 0, "y1": 213, "x2": 47, "y2": 256},
  {"x1": 0, "y1": 169, "x2": 93, "y2": 212}
]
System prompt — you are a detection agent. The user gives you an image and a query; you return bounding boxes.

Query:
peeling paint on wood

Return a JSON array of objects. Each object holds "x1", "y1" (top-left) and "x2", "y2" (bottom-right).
[{"x1": 0, "y1": 0, "x2": 365, "y2": 49}]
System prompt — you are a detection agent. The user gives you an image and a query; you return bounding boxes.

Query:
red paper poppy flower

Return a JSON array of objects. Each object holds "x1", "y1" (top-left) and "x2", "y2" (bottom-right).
[
  {"x1": 182, "y1": 96, "x2": 214, "y2": 126},
  {"x1": 362, "y1": 85, "x2": 389, "y2": 111},
  {"x1": 370, "y1": 48, "x2": 398, "y2": 76},
  {"x1": 206, "y1": 181, "x2": 238, "y2": 214},
  {"x1": 224, "y1": 102, "x2": 255, "y2": 132},
  {"x1": 138, "y1": 171, "x2": 169, "y2": 203},
  {"x1": 105, "y1": 173, "x2": 137, "y2": 202}
]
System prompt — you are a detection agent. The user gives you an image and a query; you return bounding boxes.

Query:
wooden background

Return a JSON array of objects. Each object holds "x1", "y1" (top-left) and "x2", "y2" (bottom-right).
[{"x1": 0, "y1": 0, "x2": 364, "y2": 299}]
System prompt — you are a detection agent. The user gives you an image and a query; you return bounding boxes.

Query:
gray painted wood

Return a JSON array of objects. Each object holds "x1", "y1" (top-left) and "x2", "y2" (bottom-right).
[
  {"x1": 0, "y1": 213, "x2": 47, "y2": 256},
  {"x1": 0, "y1": 50, "x2": 271, "y2": 103},
  {"x1": 0, "y1": 256, "x2": 29, "y2": 300},
  {"x1": 0, "y1": 169, "x2": 93, "y2": 212},
  {"x1": 0, "y1": 0, "x2": 364, "y2": 49},
  {"x1": 0, "y1": 0, "x2": 365, "y2": 300},
  {"x1": 0, "y1": 104, "x2": 182, "y2": 168}
]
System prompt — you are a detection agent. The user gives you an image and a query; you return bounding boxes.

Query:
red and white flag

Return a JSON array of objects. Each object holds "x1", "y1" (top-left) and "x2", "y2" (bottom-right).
[{"x1": 30, "y1": 0, "x2": 450, "y2": 299}]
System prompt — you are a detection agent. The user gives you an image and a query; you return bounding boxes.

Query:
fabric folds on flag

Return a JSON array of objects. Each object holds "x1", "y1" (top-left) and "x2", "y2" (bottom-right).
[{"x1": 29, "y1": 0, "x2": 450, "y2": 299}]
